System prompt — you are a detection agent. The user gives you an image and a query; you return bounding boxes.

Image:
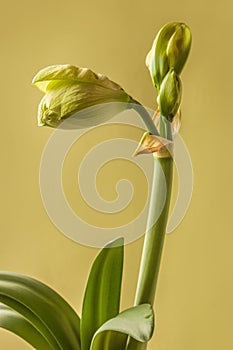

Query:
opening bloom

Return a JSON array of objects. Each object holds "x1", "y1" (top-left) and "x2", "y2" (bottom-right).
[{"x1": 32, "y1": 64, "x2": 133, "y2": 127}]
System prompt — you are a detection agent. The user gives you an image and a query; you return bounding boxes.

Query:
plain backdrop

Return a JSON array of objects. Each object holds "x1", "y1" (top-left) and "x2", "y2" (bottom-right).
[{"x1": 0, "y1": 0, "x2": 233, "y2": 349}]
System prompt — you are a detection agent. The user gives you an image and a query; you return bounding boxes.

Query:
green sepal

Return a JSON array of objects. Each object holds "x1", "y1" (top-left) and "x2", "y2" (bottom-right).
[{"x1": 80, "y1": 237, "x2": 124, "y2": 350}]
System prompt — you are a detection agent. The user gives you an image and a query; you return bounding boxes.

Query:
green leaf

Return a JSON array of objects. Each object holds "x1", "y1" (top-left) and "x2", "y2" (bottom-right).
[
  {"x1": 91, "y1": 330, "x2": 127, "y2": 350},
  {"x1": 81, "y1": 238, "x2": 124, "y2": 350},
  {"x1": 0, "y1": 294, "x2": 59, "y2": 350},
  {"x1": 0, "y1": 271, "x2": 81, "y2": 350},
  {"x1": 90, "y1": 304, "x2": 154, "y2": 350},
  {"x1": 0, "y1": 303, "x2": 53, "y2": 350}
]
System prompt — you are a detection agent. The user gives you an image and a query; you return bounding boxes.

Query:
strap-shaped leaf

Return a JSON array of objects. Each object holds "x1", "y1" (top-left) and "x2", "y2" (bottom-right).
[
  {"x1": 0, "y1": 295, "x2": 60, "y2": 350},
  {"x1": 90, "y1": 304, "x2": 154, "y2": 350},
  {"x1": 0, "y1": 303, "x2": 53, "y2": 350},
  {"x1": 81, "y1": 238, "x2": 124, "y2": 350},
  {"x1": 0, "y1": 271, "x2": 81, "y2": 350}
]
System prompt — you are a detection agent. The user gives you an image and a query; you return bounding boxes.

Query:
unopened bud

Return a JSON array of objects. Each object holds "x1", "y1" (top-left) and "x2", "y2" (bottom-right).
[
  {"x1": 146, "y1": 22, "x2": 177, "y2": 89},
  {"x1": 146, "y1": 22, "x2": 191, "y2": 89},
  {"x1": 166, "y1": 23, "x2": 192, "y2": 76},
  {"x1": 157, "y1": 69, "x2": 182, "y2": 120}
]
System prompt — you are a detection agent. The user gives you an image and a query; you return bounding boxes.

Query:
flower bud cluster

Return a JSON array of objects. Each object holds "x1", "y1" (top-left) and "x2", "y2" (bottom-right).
[{"x1": 146, "y1": 22, "x2": 191, "y2": 121}]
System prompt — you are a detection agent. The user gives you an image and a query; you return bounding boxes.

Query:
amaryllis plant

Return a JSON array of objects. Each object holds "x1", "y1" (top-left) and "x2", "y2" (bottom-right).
[{"x1": 0, "y1": 22, "x2": 192, "y2": 350}]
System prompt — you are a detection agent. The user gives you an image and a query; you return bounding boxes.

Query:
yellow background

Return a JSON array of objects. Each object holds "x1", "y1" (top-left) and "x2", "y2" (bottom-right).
[{"x1": 1, "y1": 0, "x2": 233, "y2": 349}]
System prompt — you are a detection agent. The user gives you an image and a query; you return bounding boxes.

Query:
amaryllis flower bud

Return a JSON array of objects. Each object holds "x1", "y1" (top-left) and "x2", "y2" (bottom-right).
[
  {"x1": 146, "y1": 22, "x2": 191, "y2": 90},
  {"x1": 32, "y1": 64, "x2": 133, "y2": 127},
  {"x1": 157, "y1": 69, "x2": 182, "y2": 120},
  {"x1": 166, "y1": 23, "x2": 192, "y2": 76},
  {"x1": 146, "y1": 22, "x2": 177, "y2": 90}
]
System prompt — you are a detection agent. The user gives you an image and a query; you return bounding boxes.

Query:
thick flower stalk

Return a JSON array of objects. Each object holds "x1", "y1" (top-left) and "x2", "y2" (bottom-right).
[{"x1": 128, "y1": 22, "x2": 191, "y2": 350}]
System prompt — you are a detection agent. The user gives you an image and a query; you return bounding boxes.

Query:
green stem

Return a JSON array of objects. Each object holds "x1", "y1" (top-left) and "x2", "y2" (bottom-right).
[
  {"x1": 162, "y1": 115, "x2": 173, "y2": 141},
  {"x1": 131, "y1": 101, "x2": 159, "y2": 136},
  {"x1": 135, "y1": 156, "x2": 173, "y2": 305},
  {"x1": 127, "y1": 117, "x2": 173, "y2": 350}
]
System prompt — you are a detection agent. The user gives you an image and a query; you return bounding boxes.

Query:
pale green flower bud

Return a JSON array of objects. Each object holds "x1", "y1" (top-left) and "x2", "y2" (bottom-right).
[
  {"x1": 166, "y1": 23, "x2": 192, "y2": 76},
  {"x1": 32, "y1": 65, "x2": 133, "y2": 127},
  {"x1": 146, "y1": 22, "x2": 177, "y2": 90},
  {"x1": 157, "y1": 69, "x2": 182, "y2": 120},
  {"x1": 146, "y1": 22, "x2": 191, "y2": 89}
]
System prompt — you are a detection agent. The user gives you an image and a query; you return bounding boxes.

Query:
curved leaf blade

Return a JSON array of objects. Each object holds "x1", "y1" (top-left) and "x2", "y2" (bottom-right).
[
  {"x1": 0, "y1": 303, "x2": 54, "y2": 350},
  {"x1": 90, "y1": 304, "x2": 154, "y2": 350},
  {"x1": 0, "y1": 271, "x2": 81, "y2": 350},
  {"x1": 81, "y1": 238, "x2": 124, "y2": 350},
  {"x1": 0, "y1": 295, "x2": 60, "y2": 350}
]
